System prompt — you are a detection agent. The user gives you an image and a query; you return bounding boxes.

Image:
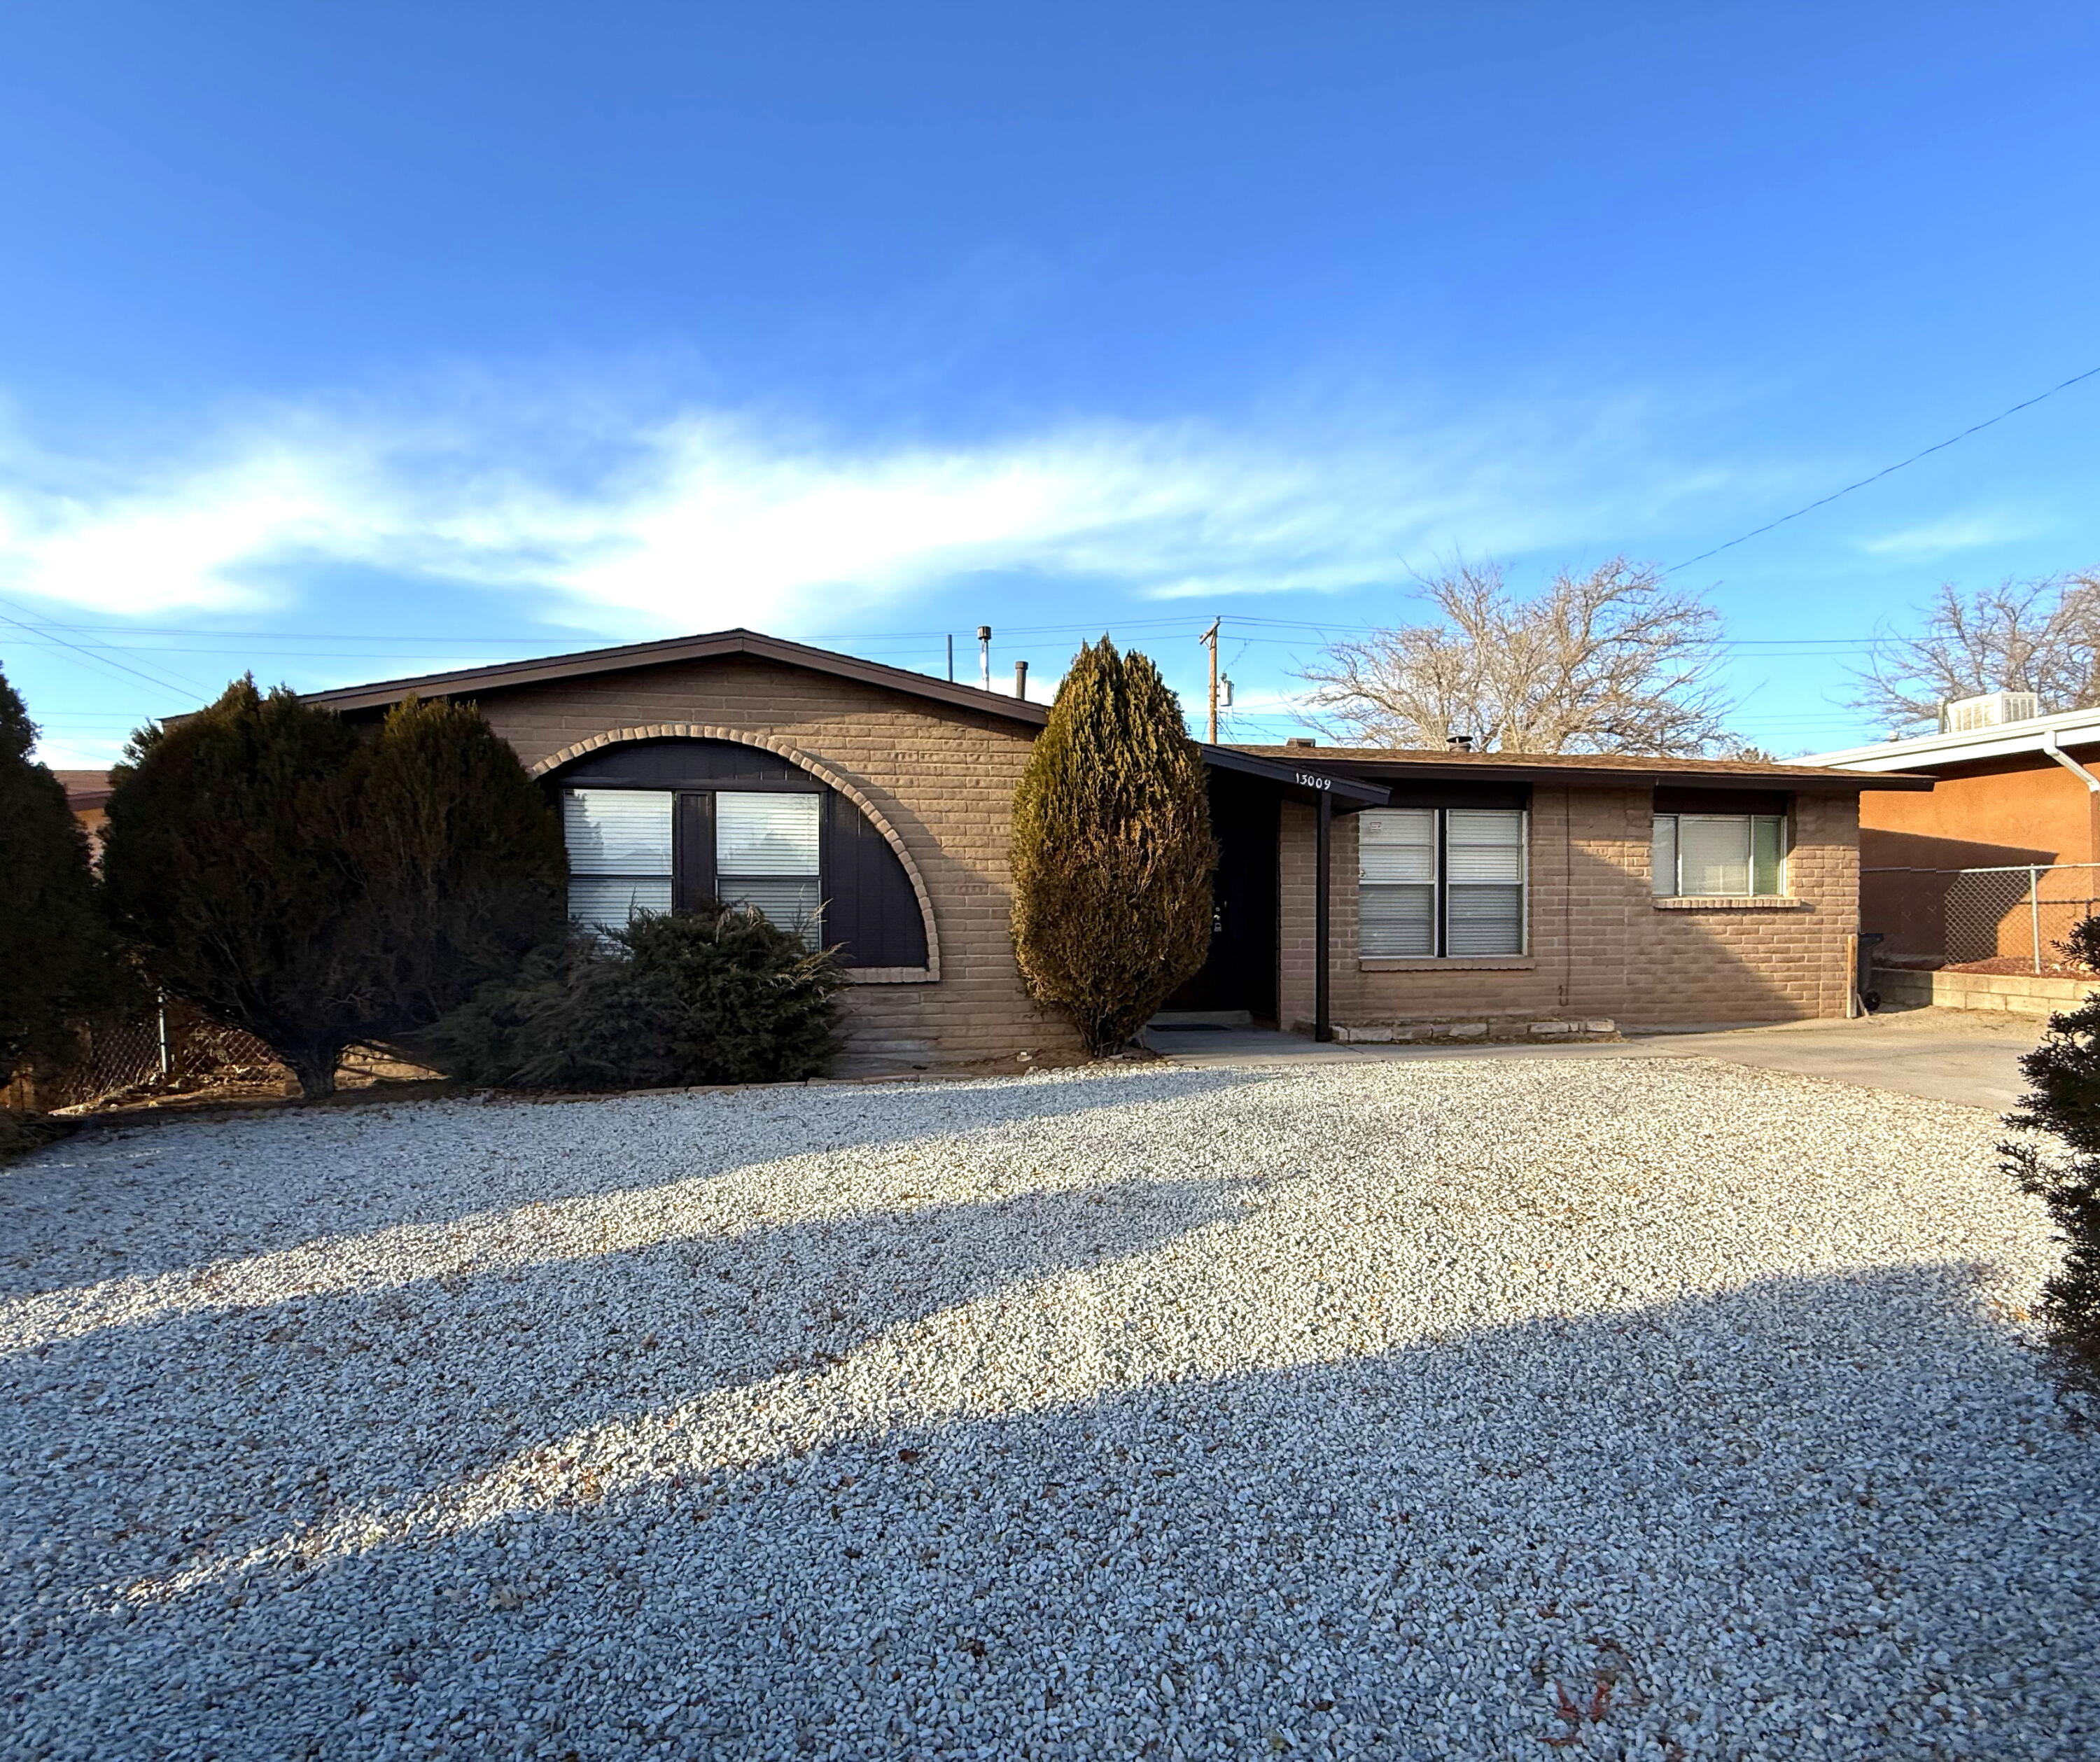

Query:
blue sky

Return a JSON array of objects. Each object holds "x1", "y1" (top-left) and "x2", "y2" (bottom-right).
[{"x1": 4, "y1": 4, "x2": 2099, "y2": 764}]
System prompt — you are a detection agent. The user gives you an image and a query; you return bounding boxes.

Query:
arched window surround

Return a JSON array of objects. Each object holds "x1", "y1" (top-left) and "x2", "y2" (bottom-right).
[{"x1": 533, "y1": 725, "x2": 939, "y2": 983}]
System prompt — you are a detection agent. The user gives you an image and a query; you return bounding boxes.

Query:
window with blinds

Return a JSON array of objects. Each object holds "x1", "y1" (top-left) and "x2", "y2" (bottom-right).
[
  {"x1": 1359, "y1": 806, "x2": 1527, "y2": 957},
  {"x1": 1653, "y1": 813, "x2": 1786, "y2": 897},
  {"x1": 563, "y1": 786, "x2": 825, "y2": 943},
  {"x1": 715, "y1": 792, "x2": 822, "y2": 944},
  {"x1": 564, "y1": 789, "x2": 674, "y2": 930},
  {"x1": 1359, "y1": 809, "x2": 1437, "y2": 955}
]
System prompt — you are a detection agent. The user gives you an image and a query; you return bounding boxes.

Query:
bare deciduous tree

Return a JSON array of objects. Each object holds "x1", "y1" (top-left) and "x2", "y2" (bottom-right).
[
  {"x1": 1851, "y1": 575, "x2": 2100, "y2": 736},
  {"x1": 1300, "y1": 557, "x2": 1733, "y2": 755}
]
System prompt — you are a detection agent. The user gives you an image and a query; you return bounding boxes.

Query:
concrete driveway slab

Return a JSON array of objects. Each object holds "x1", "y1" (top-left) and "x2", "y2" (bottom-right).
[{"x1": 1144, "y1": 1006, "x2": 2052, "y2": 1112}]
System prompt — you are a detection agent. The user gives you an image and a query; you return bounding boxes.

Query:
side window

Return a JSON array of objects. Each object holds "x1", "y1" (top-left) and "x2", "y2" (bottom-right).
[
  {"x1": 1444, "y1": 809, "x2": 1526, "y2": 955},
  {"x1": 1359, "y1": 809, "x2": 1436, "y2": 956},
  {"x1": 1653, "y1": 813, "x2": 1786, "y2": 897},
  {"x1": 1359, "y1": 806, "x2": 1527, "y2": 956}
]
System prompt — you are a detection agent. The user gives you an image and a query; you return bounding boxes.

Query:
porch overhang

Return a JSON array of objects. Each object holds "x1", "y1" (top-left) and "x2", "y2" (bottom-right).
[
  {"x1": 1198, "y1": 745, "x2": 1390, "y2": 811},
  {"x1": 1196, "y1": 748, "x2": 1385, "y2": 1047}
]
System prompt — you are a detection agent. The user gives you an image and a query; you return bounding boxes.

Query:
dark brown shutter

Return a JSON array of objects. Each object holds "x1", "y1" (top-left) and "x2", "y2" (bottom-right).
[{"x1": 819, "y1": 791, "x2": 928, "y2": 967}]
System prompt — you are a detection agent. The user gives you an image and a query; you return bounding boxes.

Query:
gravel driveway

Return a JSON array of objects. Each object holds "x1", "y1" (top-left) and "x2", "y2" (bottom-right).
[{"x1": 4, "y1": 1058, "x2": 2095, "y2": 1759}]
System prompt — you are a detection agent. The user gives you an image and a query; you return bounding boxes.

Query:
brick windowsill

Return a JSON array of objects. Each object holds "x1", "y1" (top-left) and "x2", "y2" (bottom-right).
[
  {"x1": 1651, "y1": 895, "x2": 1807, "y2": 911},
  {"x1": 1359, "y1": 957, "x2": 1537, "y2": 972}
]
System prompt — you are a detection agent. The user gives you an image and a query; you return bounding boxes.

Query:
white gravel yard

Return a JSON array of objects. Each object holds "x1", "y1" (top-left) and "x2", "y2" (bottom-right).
[{"x1": 2, "y1": 1057, "x2": 2096, "y2": 1761}]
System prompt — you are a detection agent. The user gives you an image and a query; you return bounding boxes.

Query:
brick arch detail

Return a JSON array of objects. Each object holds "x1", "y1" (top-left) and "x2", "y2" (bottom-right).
[{"x1": 532, "y1": 725, "x2": 939, "y2": 982}]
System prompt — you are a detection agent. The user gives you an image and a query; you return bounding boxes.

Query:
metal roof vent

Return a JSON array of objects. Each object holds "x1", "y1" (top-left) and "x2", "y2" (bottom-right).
[
  {"x1": 1286, "y1": 736, "x2": 1317, "y2": 748},
  {"x1": 1942, "y1": 691, "x2": 2040, "y2": 732}
]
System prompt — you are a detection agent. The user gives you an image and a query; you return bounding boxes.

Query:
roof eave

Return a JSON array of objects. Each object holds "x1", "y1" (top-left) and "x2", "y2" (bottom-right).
[
  {"x1": 1800, "y1": 713, "x2": 2100, "y2": 772},
  {"x1": 1251, "y1": 753, "x2": 1935, "y2": 794},
  {"x1": 1200, "y1": 745, "x2": 1389, "y2": 808},
  {"x1": 291, "y1": 628, "x2": 1053, "y2": 727}
]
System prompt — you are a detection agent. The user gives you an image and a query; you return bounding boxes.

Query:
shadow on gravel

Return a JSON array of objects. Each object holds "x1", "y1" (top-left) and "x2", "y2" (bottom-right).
[
  {"x1": 8, "y1": 1259, "x2": 2098, "y2": 1761},
  {"x1": 6, "y1": 1168, "x2": 1266, "y2": 1611},
  {"x1": 0, "y1": 1063, "x2": 1281, "y2": 1296}
]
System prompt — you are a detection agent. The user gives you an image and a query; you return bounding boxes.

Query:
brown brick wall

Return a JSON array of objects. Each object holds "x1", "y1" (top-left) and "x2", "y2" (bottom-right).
[
  {"x1": 401, "y1": 655, "x2": 1074, "y2": 1068},
  {"x1": 358, "y1": 654, "x2": 1865, "y2": 1053},
  {"x1": 1282, "y1": 788, "x2": 1859, "y2": 1030}
]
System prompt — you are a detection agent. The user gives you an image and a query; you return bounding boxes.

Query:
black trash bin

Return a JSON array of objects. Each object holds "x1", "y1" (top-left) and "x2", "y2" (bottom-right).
[{"x1": 1856, "y1": 931, "x2": 1884, "y2": 1012}]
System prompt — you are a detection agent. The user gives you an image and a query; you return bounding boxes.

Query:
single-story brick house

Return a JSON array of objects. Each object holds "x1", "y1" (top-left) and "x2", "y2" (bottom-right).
[{"x1": 300, "y1": 628, "x2": 1926, "y2": 1063}]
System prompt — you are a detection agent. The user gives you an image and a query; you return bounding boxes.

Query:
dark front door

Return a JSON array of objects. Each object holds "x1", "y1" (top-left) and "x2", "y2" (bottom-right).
[{"x1": 1166, "y1": 774, "x2": 1280, "y2": 1019}]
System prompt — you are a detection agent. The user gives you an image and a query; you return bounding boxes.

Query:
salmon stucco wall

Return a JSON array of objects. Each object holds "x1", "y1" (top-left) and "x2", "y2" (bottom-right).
[
  {"x1": 1856, "y1": 753, "x2": 2096, "y2": 870},
  {"x1": 1854, "y1": 752, "x2": 2100, "y2": 958},
  {"x1": 1280, "y1": 786, "x2": 1859, "y2": 1030}
]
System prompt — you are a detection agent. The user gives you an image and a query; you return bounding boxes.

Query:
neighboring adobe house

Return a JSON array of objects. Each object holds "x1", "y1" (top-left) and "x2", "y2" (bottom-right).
[
  {"x1": 1803, "y1": 696, "x2": 2100, "y2": 968},
  {"x1": 54, "y1": 769, "x2": 114, "y2": 853},
  {"x1": 281, "y1": 628, "x2": 1926, "y2": 1064}
]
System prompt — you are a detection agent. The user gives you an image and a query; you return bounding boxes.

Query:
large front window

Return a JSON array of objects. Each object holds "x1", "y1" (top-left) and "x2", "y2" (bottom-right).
[
  {"x1": 564, "y1": 787, "x2": 822, "y2": 942},
  {"x1": 1359, "y1": 807, "x2": 1527, "y2": 956},
  {"x1": 1653, "y1": 813, "x2": 1786, "y2": 898}
]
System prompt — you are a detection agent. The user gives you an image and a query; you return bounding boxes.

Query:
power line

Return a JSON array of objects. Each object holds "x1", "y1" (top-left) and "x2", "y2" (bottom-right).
[
  {"x1": 0, "y1": 595, "x2": 209, "y2": 700},
  {"x1": 1665, "y1": 363, "x2": 2100, "y2": 575}
]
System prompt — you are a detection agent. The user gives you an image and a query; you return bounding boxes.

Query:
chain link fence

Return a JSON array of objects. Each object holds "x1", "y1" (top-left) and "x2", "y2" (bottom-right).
[
  {"x1": 1862, "y1": 862, "x2": 2100, "y2": 972},
  {"x1": 11, "y1": 1001, "x2": 285, "y2": 1112}
]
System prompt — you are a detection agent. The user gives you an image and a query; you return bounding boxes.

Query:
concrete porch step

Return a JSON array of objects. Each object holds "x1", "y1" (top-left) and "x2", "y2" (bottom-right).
[
  {"x1": 1328, "y1": 1017, "x2": 1619, "y2": 1044},
  {"x1": 1148, "y1": 1009, "x2": 1255, "y2": 1030}
]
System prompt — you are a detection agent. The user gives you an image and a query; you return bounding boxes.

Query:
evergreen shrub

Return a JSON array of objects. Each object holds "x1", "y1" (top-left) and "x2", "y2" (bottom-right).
[
  {"x1": 0, "y1": 666, "x2": 123, "y2": 1081},
  {"x1": 418, "y1": 904, "x2": 844, "y2": 1090},
  {"x1": 102, "y1": 681, "x2": 564, "y2": 1097},
  {"x1": 1010, "y1": 638, "x2": 1214, "y2": 1054},
  {"x1": 2003, "y1": 953, "x2": 2100, "y2": 1411}
]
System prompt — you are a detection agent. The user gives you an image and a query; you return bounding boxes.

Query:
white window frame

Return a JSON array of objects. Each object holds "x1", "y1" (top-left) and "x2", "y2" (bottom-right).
[
  {"x1": 1653, "y1": 812, "x2": 1788, "y2": 899},
  {"x1": 1359, "y1": 806, "x2": 1529, "y2": 958}
]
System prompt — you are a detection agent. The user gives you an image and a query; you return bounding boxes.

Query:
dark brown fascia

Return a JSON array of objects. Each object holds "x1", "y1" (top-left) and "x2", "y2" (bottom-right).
[
  {"x1": 1236, "y1": 752, "x2": 1935, "y2": 795},
  {"x1": 286, "y1": 627, "x2": 1387, "y2": 805},
  {"x1": 1201, "y1": 746, "x2": 1388, "y2": 808},
  {"x1": 295, "y1": 627, "x2": 1055, "y2": 726}
]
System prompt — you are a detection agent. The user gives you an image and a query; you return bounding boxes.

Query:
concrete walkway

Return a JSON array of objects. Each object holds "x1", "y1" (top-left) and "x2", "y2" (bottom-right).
[{"x1": 1142, "y1": 1005, "x2": 2054, "y2": 1112}]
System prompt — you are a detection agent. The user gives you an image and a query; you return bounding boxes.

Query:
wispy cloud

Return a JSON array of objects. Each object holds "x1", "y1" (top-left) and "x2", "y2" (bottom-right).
[
  {"x1": 1855, "y1": 509, "x2": 2040, "y2": 559},
  {"x1": 0, "y1": 384, "x2": 1746, "y2": 630}
]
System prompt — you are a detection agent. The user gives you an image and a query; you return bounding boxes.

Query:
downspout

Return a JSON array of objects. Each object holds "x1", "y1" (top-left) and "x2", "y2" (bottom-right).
[
  {"x1": 2040, "y1": 730, "x2": 2100, "y2": 865},
  {"x1": 1314, "y1": 791, "x2": 1333, "y2": 1042}
]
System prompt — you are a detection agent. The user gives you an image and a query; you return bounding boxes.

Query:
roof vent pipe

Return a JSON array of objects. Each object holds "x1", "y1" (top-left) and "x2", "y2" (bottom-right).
[
  {"x1": 977, "y1": 626, "x2": 992, "y2": 692},
  {"x1": 1014, "y1": 659, "x2": 1028, "y2": 701},
  {"x1": 1447, "y1": 734, "x2": 1475, "y2": 751}
]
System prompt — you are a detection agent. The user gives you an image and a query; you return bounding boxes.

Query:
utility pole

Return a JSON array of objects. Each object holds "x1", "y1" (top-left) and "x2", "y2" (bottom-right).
[{"x1": 1198, "y1": 617, "x2": 1222, "y2": 743}]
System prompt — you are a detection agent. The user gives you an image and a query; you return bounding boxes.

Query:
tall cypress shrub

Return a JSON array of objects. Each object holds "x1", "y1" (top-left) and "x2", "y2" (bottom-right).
[
  {"x1": 0, "y1": 666, "x2": 120, "y2": 1079},
  {"x1": 1011, "y1": 638, "x2": 1214, "y2": 1054},
  {"x1": 103, "y1": 681, "x2": 564, "y2": 1098}
]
